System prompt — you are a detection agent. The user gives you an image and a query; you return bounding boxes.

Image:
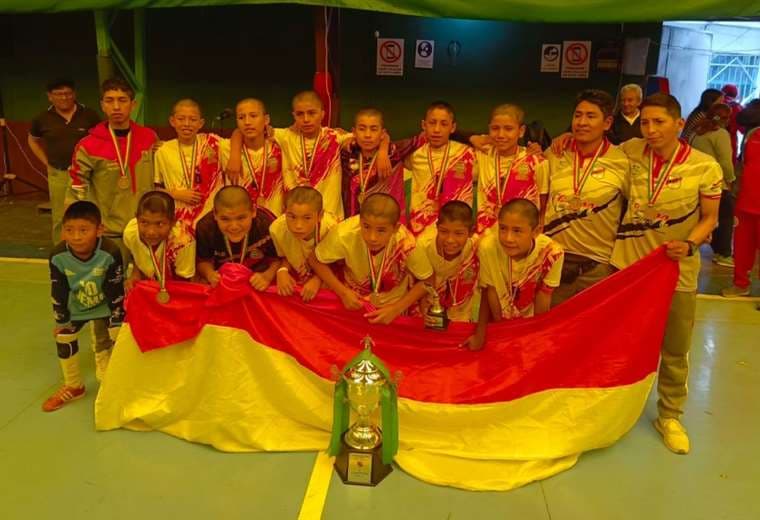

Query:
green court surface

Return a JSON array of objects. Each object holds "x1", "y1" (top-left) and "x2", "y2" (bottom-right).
[{"x1": 1, "y1": 260, "x2": 758, "y2": 519}]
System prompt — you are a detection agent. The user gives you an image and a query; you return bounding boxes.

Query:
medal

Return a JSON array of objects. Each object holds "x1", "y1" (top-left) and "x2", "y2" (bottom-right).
[
  {"x1": 647, "y1": 142, "x2": 682, "y2": 212},
  {"x1": 369, "y1": 292, "x2": 381, "y2": 307},
  {"x1": 107, "y1": 125, "x2": 133, "y2": 192},
  {"x1": 367, "y1": 239, "x2": 391, "y2": 301},
  {"x1": 643, "y1": 205, "x2": 659, "y2": 221},
  {"x1": 178, "y1": 136, "x2": 198, "y2": 189},
  {"x1": 568, "y1": 196, "x2": 582, "y2": 211},
  {"x1": 300, "y1": 129, "x2": 323, "y2": 181},
  {"x1": 243, "y1": 141, "x2": 269, "y2": 199},
  {"x1": 571, "y1": 139, "x2": 605, "y2": 203},
  {"x1": 427, "y1": 142, "x2": 451, "y2": 198},
  {"x1": 494, "y1": 148, "x2": 520, "y2": 204},
  {"x1": 358, "y1": 191, "x2": 367, "y2": 205},
  {"x1": 156, "y1": 289, "x2": 170, "y2": 304},
  {"x1": 504, "y1": 253, "x2": 519, "y2": 314},
  {"x1": 256, "y1": 196, "x2": 267, "y2": 208},
  {"x1": 225, "y1": 232, "x2": 249, "y2": 264},
  {"x1": 148, "y1": 241, "x2": 170, "y2": 305}
]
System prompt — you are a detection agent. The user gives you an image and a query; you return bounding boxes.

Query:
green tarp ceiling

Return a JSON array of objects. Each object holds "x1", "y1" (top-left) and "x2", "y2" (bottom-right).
[{"x1": 1, "y1": 0, "x2": 759, "y2": 22}]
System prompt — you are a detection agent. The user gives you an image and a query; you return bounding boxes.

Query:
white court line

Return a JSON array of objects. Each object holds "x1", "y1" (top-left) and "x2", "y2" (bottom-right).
[{"x1": 0, "y1": 257, "x2": 47, "y2": 265}]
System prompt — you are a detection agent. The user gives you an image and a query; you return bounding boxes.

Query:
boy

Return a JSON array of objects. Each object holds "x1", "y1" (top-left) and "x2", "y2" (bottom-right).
[
  {"x1": 475, "y1": 103, "x2": 548, "y2": 234},
  {"x1": 341, "y1": 107, "x2": 419, "y2": 217},
  {"x1": 308, "y1": 193, "x2": 434, "y2": 324},
  {"x1": 541, "y1": 89, "x2": 629, "y2": 305},
  {"x1": 611, "y1": 93, "x2": 721, "y2": 454},
  {"x1": 406, "y1": 101, "x2": 477, "y2": 241},
  {"x1": 154, "y1": 98, "x2": 224, "y2": 234},
  {"x1": 465, "y1": 199, "x2": 564, "y2": 351},
  {"x1": 228, "y1": 91, "x2": 356, "y2": 219},
  {"x1": 218, "y1": 98, "x2": 285, "y2": 217},
  {"x1": 270, "y1": 186, "x2": 338, "y2": 301},
  {"x1": 417, "y1": 200, "x2": 479, "y2": 323},
  {"x1": 44, "y1": 201, "x2": 125, "y2": 412},
  {"x1": 68, "y1": 77, "x2": 158, "y2": 258},
  {"x1": 196, "y1": 185, "x2": 280, "y2": 290},
  {"x1": 123, "y1": 191, "x2": 196, "y2": 292}
]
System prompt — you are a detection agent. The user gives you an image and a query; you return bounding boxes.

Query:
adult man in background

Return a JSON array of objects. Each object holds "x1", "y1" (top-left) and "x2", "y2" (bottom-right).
[
  {"x1": 609, "y1": 83, "x2": 643, "y2": 144},
  {"x1": 28, "y1": 79, "x2": 101, "y2": 242}
]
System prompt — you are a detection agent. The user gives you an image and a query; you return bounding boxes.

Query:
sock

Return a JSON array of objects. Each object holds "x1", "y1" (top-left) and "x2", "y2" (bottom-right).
[
  {"x1": 94, "y1": 349, "x2": 112, "y2": 383},
  {"x1": 59, "y1": 352, "x2": 83, "y2": 388}
]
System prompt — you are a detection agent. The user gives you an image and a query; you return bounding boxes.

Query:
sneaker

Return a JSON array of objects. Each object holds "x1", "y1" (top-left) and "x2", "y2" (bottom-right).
[
  {"x1": 713, "y1": 255, "x2": 735, "y2": 267},
  {"x1": 721, "y1": 285, "x2": 751, "y2": 298},
  {"x1": 653, "y1": 417, "x2": 690, "y2": 454},
  {"x1": 41, "y1": 385, "x2": 85, "y2": 412}
]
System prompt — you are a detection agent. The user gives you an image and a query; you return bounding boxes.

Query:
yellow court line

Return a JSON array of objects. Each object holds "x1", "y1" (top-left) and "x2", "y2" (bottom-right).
[{"x1": 297, "y1": 451, "x2": 335, "y2": 520}]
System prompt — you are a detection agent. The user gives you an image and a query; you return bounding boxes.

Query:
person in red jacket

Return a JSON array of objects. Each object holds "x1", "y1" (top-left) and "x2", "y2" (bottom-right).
[
  {"x1": 68, "y1": 77, "x2": 158, "y2": 260},
  {"x1": 722, "y1": 101, "x2": 760, "y2": 303},
  {"x1": 721, "y1": 84, "x2": 744, "y2": 164}
]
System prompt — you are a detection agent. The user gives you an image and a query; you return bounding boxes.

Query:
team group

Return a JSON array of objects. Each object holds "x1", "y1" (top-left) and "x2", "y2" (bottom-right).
[{"x1": 30, "y1": 77, "x2": 726, "y2": 455}]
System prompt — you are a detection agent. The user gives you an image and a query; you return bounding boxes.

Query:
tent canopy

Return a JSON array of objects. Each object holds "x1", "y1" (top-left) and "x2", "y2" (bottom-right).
[{"x1": 1, "y1": 0, "x2": 759, "y2": 22}]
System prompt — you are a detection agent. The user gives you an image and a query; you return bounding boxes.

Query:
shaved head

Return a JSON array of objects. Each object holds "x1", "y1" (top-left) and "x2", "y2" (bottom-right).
[
  {"x1": 360, "y1": 193, "x2": 400, "y2": 225},
  {"x1": 171, "y1": 98, "x2": 202, "y2": 116},
  {"x1": 292, "y1": 90, "x2": 323, "y2": 110},
  {"x1": 214, "y1": 185, "x2": 253, "y2": 211},
  {"x1": 236, "y1": 97, "x2": 267, "y2": 114}
]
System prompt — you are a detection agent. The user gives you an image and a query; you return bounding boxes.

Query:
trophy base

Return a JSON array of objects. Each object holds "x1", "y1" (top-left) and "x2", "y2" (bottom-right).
[{"x1": 333, "y1": 437, "x2": 393, "y2": 487}]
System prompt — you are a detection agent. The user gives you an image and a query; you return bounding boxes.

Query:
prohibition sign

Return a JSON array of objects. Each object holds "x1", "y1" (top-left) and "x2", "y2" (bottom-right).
[
  {"x1": 565, "y1": 43, "x2": 588, "y2": 65},
  {"x1": 380, "y1": 41, "x2": 402, "y2": 63}
]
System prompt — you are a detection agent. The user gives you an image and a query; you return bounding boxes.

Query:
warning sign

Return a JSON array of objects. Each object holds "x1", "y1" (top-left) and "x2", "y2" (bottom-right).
[
  {"x1": 377, "y1": 38, "x2": 404, "y2": 76},
  {"x1": 561, "y1": 41, "x2": 591, "y2": 79},
  {"x1": 540, "y1": 43, "x2": 561, "y2": 73},
  {"x1": 415, "y1": 39, "x2": 434, "y2": 69}
]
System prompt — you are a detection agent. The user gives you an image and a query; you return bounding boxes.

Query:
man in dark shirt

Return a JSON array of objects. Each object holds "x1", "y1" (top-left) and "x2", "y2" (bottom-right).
[
  {"x1": 196, "y1": 185, "x2": 280, "y2": 289},
  {"x1": 609, "y1": 83, "x2": 643, "y2": 144},
  {"x1": 28, "y1": 79, "x2": 101, "y2": 242}
]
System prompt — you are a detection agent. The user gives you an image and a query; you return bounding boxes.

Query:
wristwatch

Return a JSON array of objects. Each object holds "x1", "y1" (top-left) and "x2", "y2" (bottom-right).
[{"x1": 685, "y1": 240, "x2": 697, "y2": 257}]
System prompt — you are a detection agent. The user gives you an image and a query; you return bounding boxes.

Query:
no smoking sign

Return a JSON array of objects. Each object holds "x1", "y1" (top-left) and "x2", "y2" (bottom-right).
[
  {"x1": 377, "y1": 38, "x2": 405, "y2": 76},
  {"x1": 561, "y1": 40, "x2": 591, "y2": 79}
]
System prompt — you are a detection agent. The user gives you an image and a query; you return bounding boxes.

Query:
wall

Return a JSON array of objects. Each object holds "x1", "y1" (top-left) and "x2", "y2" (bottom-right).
[
  {"x1": 338, "y1": 12, "x2": 662, "y2": 137},
  {"x1": 0, "y1": 6, "x2": 661, "y2": 191}
]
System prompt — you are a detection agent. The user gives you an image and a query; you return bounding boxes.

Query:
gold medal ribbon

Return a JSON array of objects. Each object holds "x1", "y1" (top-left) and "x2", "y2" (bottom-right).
[
  {"x1": 108, "y1": 125, "x2": 133, "y2": 187},
  {"x1": 224, "y1": 232, "x2": 249, "y2": 264},
  {"x1": 178, "y1": 136, "x2": 198, "y2": 189},
  {"x1": 242, "y1": 141, "x2": 269, "y2": 195},
  {"x1": 572, "y1": 140, "x2": 605, "y2": 196},
  {"x1": 648, "y1": 142, "x2": 682, "y2": 207},
  {"x1": 427, "y1": 142, "x2": 451, "y2": 197},
  {"x1": 148, "y1": 241, "x2": 167, "y2": 291}
]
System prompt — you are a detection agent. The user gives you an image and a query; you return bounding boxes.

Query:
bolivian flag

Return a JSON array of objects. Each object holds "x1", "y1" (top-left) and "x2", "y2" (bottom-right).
[{"x1": 96, "y1": 248, "x2": 677, "y2": 491}]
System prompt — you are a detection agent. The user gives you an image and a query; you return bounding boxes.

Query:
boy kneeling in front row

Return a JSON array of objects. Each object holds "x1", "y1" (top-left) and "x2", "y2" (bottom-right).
[{"x1": 464, "y1": 199, "x2": 564, "y2": 350}]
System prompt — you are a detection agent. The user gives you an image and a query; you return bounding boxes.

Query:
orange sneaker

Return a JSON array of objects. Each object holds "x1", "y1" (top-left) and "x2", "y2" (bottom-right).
[{"x1": 42, "y1": 385, "x2": 85, "y2": 412}]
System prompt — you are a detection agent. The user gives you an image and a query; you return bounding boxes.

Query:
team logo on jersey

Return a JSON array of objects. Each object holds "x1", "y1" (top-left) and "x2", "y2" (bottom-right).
[
  {"x1": 453, "y1": 162, "x2": 466, "y2": 178},
  {"x1": 267, "y1": 157, "x2": 280, "y2": 172}
]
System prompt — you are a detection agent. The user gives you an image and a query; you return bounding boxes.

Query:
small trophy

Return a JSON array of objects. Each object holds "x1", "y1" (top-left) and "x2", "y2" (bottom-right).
[
  {"x1": 328, "y1": 336, "x2": 398, "y2": 486},
  {"x1": 424, "y1": 284, "x2": 449, "y2": 331}
]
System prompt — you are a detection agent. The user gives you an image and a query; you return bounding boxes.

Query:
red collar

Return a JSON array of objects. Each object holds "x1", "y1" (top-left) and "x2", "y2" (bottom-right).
[
  {"x1": 571, "y1": 138, "x2": 611, "y2": 159},
  {"x1": 645, "y1": 139, "x2": 691, "y2": 166}
]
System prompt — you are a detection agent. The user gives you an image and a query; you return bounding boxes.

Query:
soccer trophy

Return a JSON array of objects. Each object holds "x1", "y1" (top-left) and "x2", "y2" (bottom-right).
[
  {"x1": 328, "y1": 335, "x2": 398, "y2": 486},
  {"x1": 424, "y1": 283, "x2": 449, "y2": 331}
]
